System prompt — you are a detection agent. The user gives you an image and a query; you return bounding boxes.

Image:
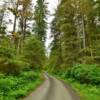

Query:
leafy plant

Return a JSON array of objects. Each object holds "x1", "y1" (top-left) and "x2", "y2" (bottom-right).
[
  {"x1": 23, "y1": 36, "x2": 45, "y2": 69},
  {"x1": 0, "y1": 71, "x2": 42, "y2": 100},
  {"x1": 69, "y1": 64, "x2": 100, "y2": 85}
]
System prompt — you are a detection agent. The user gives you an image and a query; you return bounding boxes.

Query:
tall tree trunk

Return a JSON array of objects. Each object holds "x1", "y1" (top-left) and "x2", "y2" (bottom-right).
[
  {"x1": 13, "y1": 15, "x2": 17, "y2": 32},
  {"x1": 82, "y1": 15, "x2": 86, "y2": 49},
  {"x1": 23, "y1": 18, "x2": 27, "y2": 39}
]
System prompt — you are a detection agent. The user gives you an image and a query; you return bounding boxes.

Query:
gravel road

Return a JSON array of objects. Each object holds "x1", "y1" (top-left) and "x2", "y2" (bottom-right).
[{"x1": 23, "y1": 74, "x2": 80, "y2": 100}]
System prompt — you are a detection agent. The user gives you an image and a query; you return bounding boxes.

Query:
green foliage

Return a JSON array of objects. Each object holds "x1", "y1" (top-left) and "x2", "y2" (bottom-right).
[
  {"x1": 0, "y1": 42, "x2": 19, "y2": 74},
  {"x1": 0, "y1": 47, "x2": 14, "y2": 58},
  {"x1": 0, "y1": 71, "x2": 42, "y2": 100},
  {"x1": 0, "y1": 0, "x2": 46, "y2": 75},
  {"x1": 0, "y1": 57, "x2": 30, "y2": 75},
  {"x1": 23, "y1": 36, "x2": 45, "y2": 69},
  {"x1": 66, "y1": 79, "x2": 100, "y2": 100},
  {"x1": 0, "y1": 6, "x2": 6, "y2": 36},
  {"x1": 0, "y1": 35, "x2": 45, "y2": 74},
  {"x1": 52, "y1": 71, "x2": 100, "y2": 100},
  {"x1": 69, "y1": 64, "x2": 100, "y2": 85},
  {"x1": 33, "y1": 0, "x2": 48, "y2": 42},
  {"x1": 0, "y1": 26, "x2": 6, "y2": 35},
  {"x1": 50, "y1": 0, "x2": 100, "y2": 71}
]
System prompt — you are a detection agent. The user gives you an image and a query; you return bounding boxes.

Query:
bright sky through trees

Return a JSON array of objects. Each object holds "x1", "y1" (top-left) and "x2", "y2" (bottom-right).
[{"x1": 0, "y1": 0, "x2": 59, "y2": 51}]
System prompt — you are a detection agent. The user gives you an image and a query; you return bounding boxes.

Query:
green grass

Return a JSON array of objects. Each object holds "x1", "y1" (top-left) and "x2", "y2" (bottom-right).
[
  {"x1": 0, "y1": 71, "x2": 43, "y2": 100},
  {"x1": 65, "y1": 78, "x2": 100, "y2": 100},
  {"x1": 53, "y1": 73, "x2": 100, "y2": 100}
]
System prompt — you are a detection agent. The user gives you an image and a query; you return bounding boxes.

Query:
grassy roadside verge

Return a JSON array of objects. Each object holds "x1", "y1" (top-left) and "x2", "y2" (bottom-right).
[
  {"x1": 64, "y1": 78, "x2": 100, "y2": 100},
  {"x1": 0, "y1": 71, "x2": 43, "y2": 100},
  {"x1": 52, "y1": 74, "x2": 100, "y2": 100}
]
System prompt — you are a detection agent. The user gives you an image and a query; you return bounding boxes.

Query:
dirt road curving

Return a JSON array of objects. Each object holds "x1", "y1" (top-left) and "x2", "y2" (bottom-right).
[{"x1": 23, "y1": 74, "x2": 80, "y2": 100}]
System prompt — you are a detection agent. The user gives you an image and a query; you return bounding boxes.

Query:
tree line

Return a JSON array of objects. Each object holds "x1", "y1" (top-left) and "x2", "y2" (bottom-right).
[
  {"x1": 0, "y1": 0, "x2": 100, "y2": 73},
  {"x1": 49, "y1": 0, "x2": 100, "y2": 71},
  {"x1": 0, "y1": 0, "x2": 47, "y2": 52},
  {"x1": 0, "y1": 0, "x2": 47, "y2": 74}
]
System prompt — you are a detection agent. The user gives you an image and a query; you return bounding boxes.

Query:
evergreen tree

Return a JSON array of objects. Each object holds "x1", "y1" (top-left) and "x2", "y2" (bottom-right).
[
  {"x1": 0, "y1": 2, "x2": 6, "y2": 36},
  {"x1": 50, "y1": 0, "x2": 100, "y2": 71},
  {"x1": 33, "y1": 0, "x2": 48, "y2": 42}
]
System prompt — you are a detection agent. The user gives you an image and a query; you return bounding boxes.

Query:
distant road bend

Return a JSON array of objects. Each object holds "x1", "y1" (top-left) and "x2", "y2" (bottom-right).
[{"x1": 23, "y1": 73, "x2": 80, "y2": 100}]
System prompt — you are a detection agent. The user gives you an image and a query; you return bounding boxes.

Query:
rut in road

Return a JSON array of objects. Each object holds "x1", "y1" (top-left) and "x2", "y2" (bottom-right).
[{"x1": 23, "y1": 74, "x2": 80, "y2": 100}]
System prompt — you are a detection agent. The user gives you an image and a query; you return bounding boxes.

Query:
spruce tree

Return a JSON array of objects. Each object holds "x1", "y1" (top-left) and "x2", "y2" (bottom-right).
[{"x1": 33, "y1": 0, "x2": 48, "y2": 42}]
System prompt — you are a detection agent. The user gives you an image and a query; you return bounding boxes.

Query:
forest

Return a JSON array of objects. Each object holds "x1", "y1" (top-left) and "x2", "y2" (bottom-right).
[{"x1": 0, "y1": 0, "x2": 100, "y2": 100}]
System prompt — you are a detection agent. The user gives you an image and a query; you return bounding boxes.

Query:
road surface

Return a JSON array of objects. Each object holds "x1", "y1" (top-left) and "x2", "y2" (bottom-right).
[{"x1": 23, "y1": 74, "x2": 80, "y2": 100}]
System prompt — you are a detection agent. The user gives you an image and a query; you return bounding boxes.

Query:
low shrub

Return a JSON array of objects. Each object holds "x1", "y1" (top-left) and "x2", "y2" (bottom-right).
[
  {"x1": 0, "y1": 46, "x2": 15, "y2": 58},
  {"x1": 0, "y1": 79, "x2": 13, "y2": 93},
  {"x1": 20, "y1": 71, "x2": 39, "y2": 81},
  {"x1": 0, "y1": 59, "x2": 20, "y2": 75},
  {"x1": 0, "y1": 71, "x2": 42, "y2": 100},
  {"x1": 0, "y1": 58, "x2": 30, "y2": 75},
  {"x1": 66, "y1": 78, "x2": 100, "y2": 100},
  {"x1": 69, "y1": 64, "x2": 100, "y2": 85}
]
